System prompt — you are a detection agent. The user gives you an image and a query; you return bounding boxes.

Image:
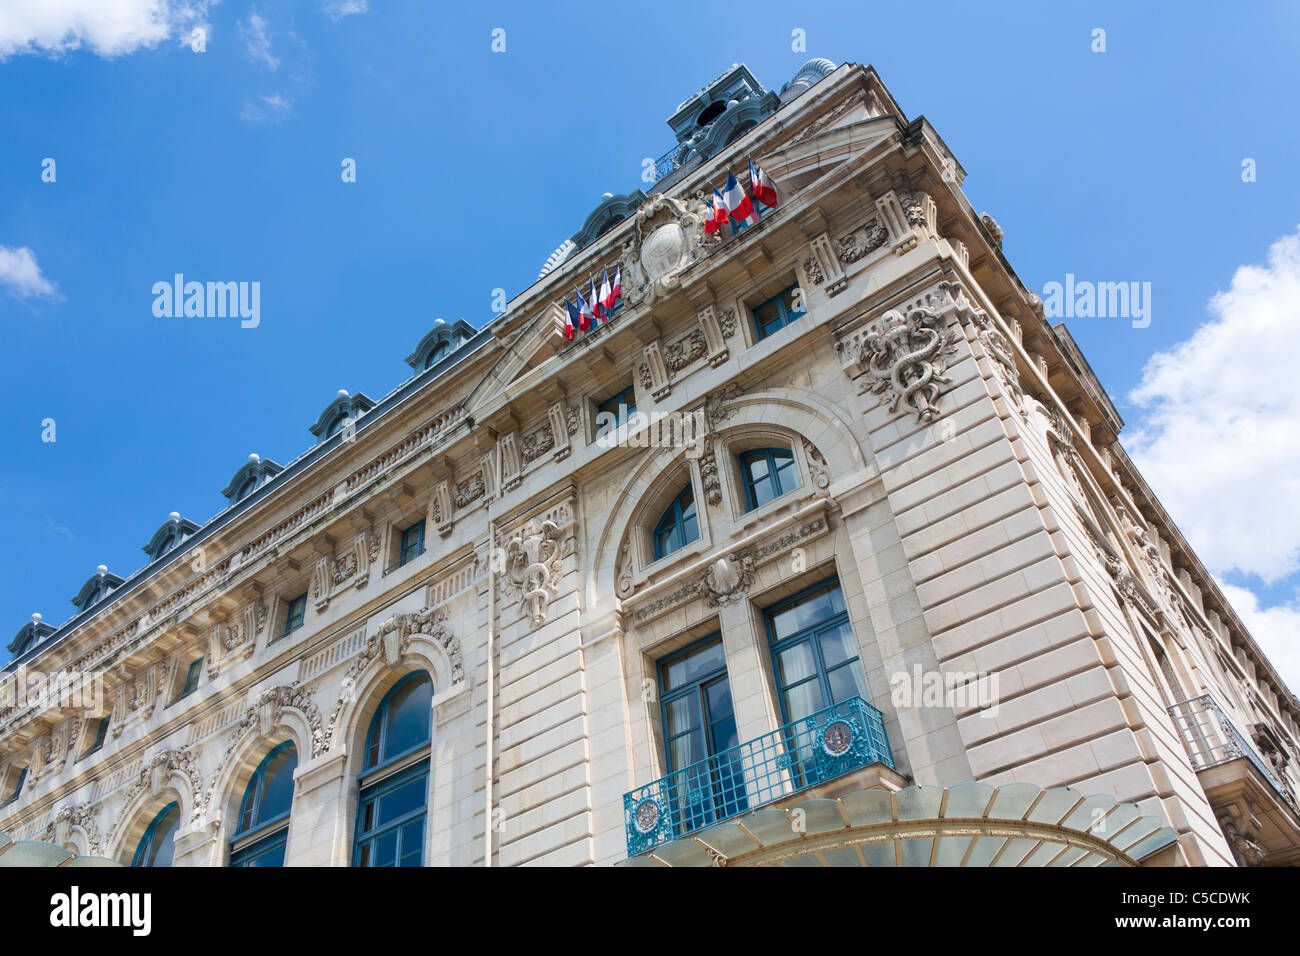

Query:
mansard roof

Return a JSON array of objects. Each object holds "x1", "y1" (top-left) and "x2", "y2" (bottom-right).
[
  {"x1": 140, "y1": 512, "x2": 201, "y2": 563},
  {"x1": 70, "y1": 567, "x2": 125, "y2": 615},
  {"x1": 220, "y1": 454, "x2": 285, "y2": 504},
  {"x1": 308, "y1": 389, "x2": 377, "y2": 442},
  {"x1": 7, "y1": 614, "x2": 55, "y2": 656}
]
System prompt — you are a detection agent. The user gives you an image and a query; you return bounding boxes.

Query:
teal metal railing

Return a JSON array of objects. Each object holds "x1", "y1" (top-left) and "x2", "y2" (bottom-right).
[
  {"x1": 624, "y1": 696, "x2": 893, "y2": 856},
  {"x1": 1168, "y1": 695, "x2": 1296, "y2": 809}
]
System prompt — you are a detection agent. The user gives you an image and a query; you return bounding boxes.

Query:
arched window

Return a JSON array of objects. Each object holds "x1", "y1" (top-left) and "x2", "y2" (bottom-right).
[
  {"x1": 424, "y1": 341, "x2": 450, "y2": 370},
  {"x1": 325, "y1": 414, "x2": 349, "y2": 439},
  {"x1": 740, "y1": 447, "x2": 798, "y2": 510},
  {"x1": 653, "y1": 485, "x2": 699, "y2": 560},
  {"x1": 132, "y1": 802, "x2": 180, "y2": 867},
  {"x1": 354, "y1": 672, "x2": 433, "y2": 867},
  {"x1": 230, "y1": 741, "x2": 298, "y2": 867},
  {"x1": 234, "y1": 473, "x2": 259, "y2": 502}
]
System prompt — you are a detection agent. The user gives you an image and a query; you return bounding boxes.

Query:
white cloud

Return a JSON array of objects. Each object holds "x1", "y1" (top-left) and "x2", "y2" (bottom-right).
[
  {"x1": 1216, "y1": 582, "x2": 1300, "y2": 696},
  {"x1": 0, "y1": 0, "x2": 213, "y2": 59},
  {"x1": 0, "y1": 245, "x2": 58, "y2": 299},
  {"x1": 323, "y1": 0, "x2": 368, "y2": 19},
  {"x1": 1127, "y1": 226, "x2": 1300, "y2": 584},
  {"x1": 239, "y1": 92, "x2": 292, "y2": 124},
  {"x1": 238, "y1": 11, "x2": 277, "y2": 69}
]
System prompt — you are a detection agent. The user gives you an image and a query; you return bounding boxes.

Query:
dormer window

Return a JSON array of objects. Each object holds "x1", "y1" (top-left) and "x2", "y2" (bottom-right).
[
  {"x1": 405, "y1": 320, "x2": 477, "y2": 374},
  {"x1": 142, "y1": 513, "x2": 200, "y2": 563},
  {"x1": 71, "y1": 566, "x2": 126, "y2": 615},
  {"x1": 221, "y1": 454, "x2": 284, "y2": 505},
  {"x1": 309, "y1": 390, "x2": 375, "y2": 445},
  {"x1": 425, "y1": 342, "x2": 450, "y2": 369}
]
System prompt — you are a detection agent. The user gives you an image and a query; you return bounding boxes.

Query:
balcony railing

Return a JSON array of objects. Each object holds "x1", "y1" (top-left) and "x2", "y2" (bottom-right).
[
  {"x1": 1168, "y1": 695, "x2": 1296, "y2": 809},
  {"x1": 623, "y1": 696, "x2": 894, "y2": 856}
]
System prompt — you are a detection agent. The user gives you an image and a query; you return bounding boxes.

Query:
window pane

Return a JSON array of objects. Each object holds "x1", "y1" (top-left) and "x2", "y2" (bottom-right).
[
  {"x1": 827, "y1": 662, "x2": 869, "y2": 705},
  {"x1": 255, "y1": 745, "x2": 298, "y2": 825},
  {"x1": 661, "y1": 640, "x2": 726, "y2": 691},
  {"x1": 664, "y1": 696, "x2": 699, "y2": 740},
  {"x1": 382, "y1": 674, "x2": 433, "y2": 760},
  {"x1": 783, "y1": 285, "x2": 806, "y2": 318},
  {"x1": 755, "y1": 299, "x2": 782, "y2": 335},
  {"x1": 668, "y1": 729, "x2": 704, "y2": 771},
  {"x1": 782, "y1": 679, "x2": 824, "y2": 723},
  {"x1": 818, "y1": 622, "x2": 858, "y2": 669},
  {"x1": 399, "y1": 820, "x2": 424, "y2": 867},
  {"x1": 374, "y1": 831, "x2": 398, "y2": 867},
  {"x1": 771, "y1": 585, "x2": 842, "y2": 640},
  {"x1": 380, "y1": 776, "x2": 427, "y2": 825},
  {"x1": 776, "y1": 642, "x2": 817, "y2": 688},
  {"x1": 704, "y1": 679, "x2": 733, "y2": 724}
]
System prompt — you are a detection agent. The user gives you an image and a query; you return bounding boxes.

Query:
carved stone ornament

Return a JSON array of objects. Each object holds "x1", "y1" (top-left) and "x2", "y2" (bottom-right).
[
  {"x1": 41, "y1": 804, "x2": 103, "y2": 855},
  {"x1": 615, "y1": 540, "x2": 635, "y2": 600},
  {"x1": 505, "y1": 519, "x2": 566, "y2": 627},
  {"x1": 858, "y1": 306, "x2": 960, "y2": 423},
  {"x1": 620, "y1": 194, "x2": 719, "y2": 306},
  {"x1": 803, "y1": 439, "x2": 831, "y2": 496}
]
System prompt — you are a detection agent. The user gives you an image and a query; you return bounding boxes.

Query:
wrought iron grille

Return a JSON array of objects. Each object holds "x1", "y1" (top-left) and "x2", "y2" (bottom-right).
[
  {"x1": 1168, "y1": 694, "x2": 1295, "y2": 809},
  {"x1": 623, "y1": 696, "x2": 893, "y2": 856}
]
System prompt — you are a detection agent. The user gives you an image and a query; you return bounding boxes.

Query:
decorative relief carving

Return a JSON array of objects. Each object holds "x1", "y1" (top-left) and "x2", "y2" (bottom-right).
[
  {"x1": 631, "y1": 518, "x2": 826, "y2": 623},
  {"x1": 621, "y1": 194, "x2": 719, "y2": 306},
  {"x1": 803, "y1": 439, "x2": 831, "y2": 496},
  {"x1": 433, "y1": 478, "x2": 454, "y2": 536},
  {"x1": 699, "y1": 435, "x2": 722, "y2": 507},
  {"x1": 40, "y1": 804, "x2": 103, "y2": 855},
  {"x1": 615, "y1": 540, "x2": 635, "y2": 600},
  {"x1": 837, "y1": 217, "x2": 888, "y2": 263},
  {"x1": 113, "y1": 748, "x2": 203, "y2": 835},
  {"x1": 499, "y1": 432, "x2": 522, "y2": 492},
  {"x1": 642, "y1": 341, "x2": 671, "y2": 401},
  {"x1": 717, "y1": 308, "x2": 738, "y2": 339},
  {"x1": 664, "y1": 326, "x2": 708, "y2": 373},
  {"x1": 521, "y1": 423, "x2": 555, "y2": 464},
  {"x1": 804, "y1": 233, "x2": 847, "y2": 296},
  {"x1": 858, "y1": 306, "x2": 960, "y2": 423},
  {"x1": 505, "y1": 519, "x2": 567, "y2": 627},
  {"x1": 311, "y1": 555, "x2": 333, "y2": 611},
  {"x1": 455, "y1": 473, "x2": 485, "y2": 508}
]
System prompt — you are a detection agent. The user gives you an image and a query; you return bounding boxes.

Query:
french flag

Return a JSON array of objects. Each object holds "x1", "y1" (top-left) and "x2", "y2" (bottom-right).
[
  {"x1": 599, "y1": 268, "x2": 616, "y2": 313},
  {"x1": 611, "y1": 265, "x2": 621, "y2": 305},
  {"x1": 750, "y1": 160, "x2": 779, "y2": 209},
  {"x1": 705, "y1": 188, "x2": 729, "y2": 235},
  {"x1": 575, "y1": 286, "x2": 595, "y2": 330},
  {"x1": 590, "y1": 276, "x2": 604, "y2": 321},
  {"x1": 723, "y1": 172, "x2": 757, "y2": 225},
  {"x1": 560, "y1": 298, "x2": 580, "y2": 340}
]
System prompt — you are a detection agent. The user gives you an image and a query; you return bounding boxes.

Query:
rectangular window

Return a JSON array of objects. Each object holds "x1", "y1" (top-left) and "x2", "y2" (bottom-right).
[
  {"x1": 657, "y1": 635, "x2": 747, "y2": 830},
  {"x1": 3, "y1": 767, "x2": 27, "y2": 806},
  {"x1": 282, "y1": 593, "x2": 308, "y2": 638},
  {"x1": 753, "y1": 282, "x2": 807, "y2": 341},
  {"x1": 179, "y1": 659, "x2": 203, "y2": 700},
  {"x1": 84, "y1": 717, "x2": 110, "y2": 758},
  {"x1": 399, "y1": 520, "x2": 426, "y2": 567},
  {"x1": 765, "y1": 578, "x2": 867, "y2": 724},
  {"x1": 596, "y1": 385, "x2": 636, "y2": 435}
]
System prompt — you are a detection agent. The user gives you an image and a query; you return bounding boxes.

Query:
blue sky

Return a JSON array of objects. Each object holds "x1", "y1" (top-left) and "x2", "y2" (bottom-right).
[{"x1": 2, "y1": 0, "x2": 1298, "y2": 685}]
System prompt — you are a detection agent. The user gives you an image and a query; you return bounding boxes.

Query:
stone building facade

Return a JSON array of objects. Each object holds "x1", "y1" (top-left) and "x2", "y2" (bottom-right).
[{"x1": 2, "y1": 59, "x2": 1298, "y2": 869}]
